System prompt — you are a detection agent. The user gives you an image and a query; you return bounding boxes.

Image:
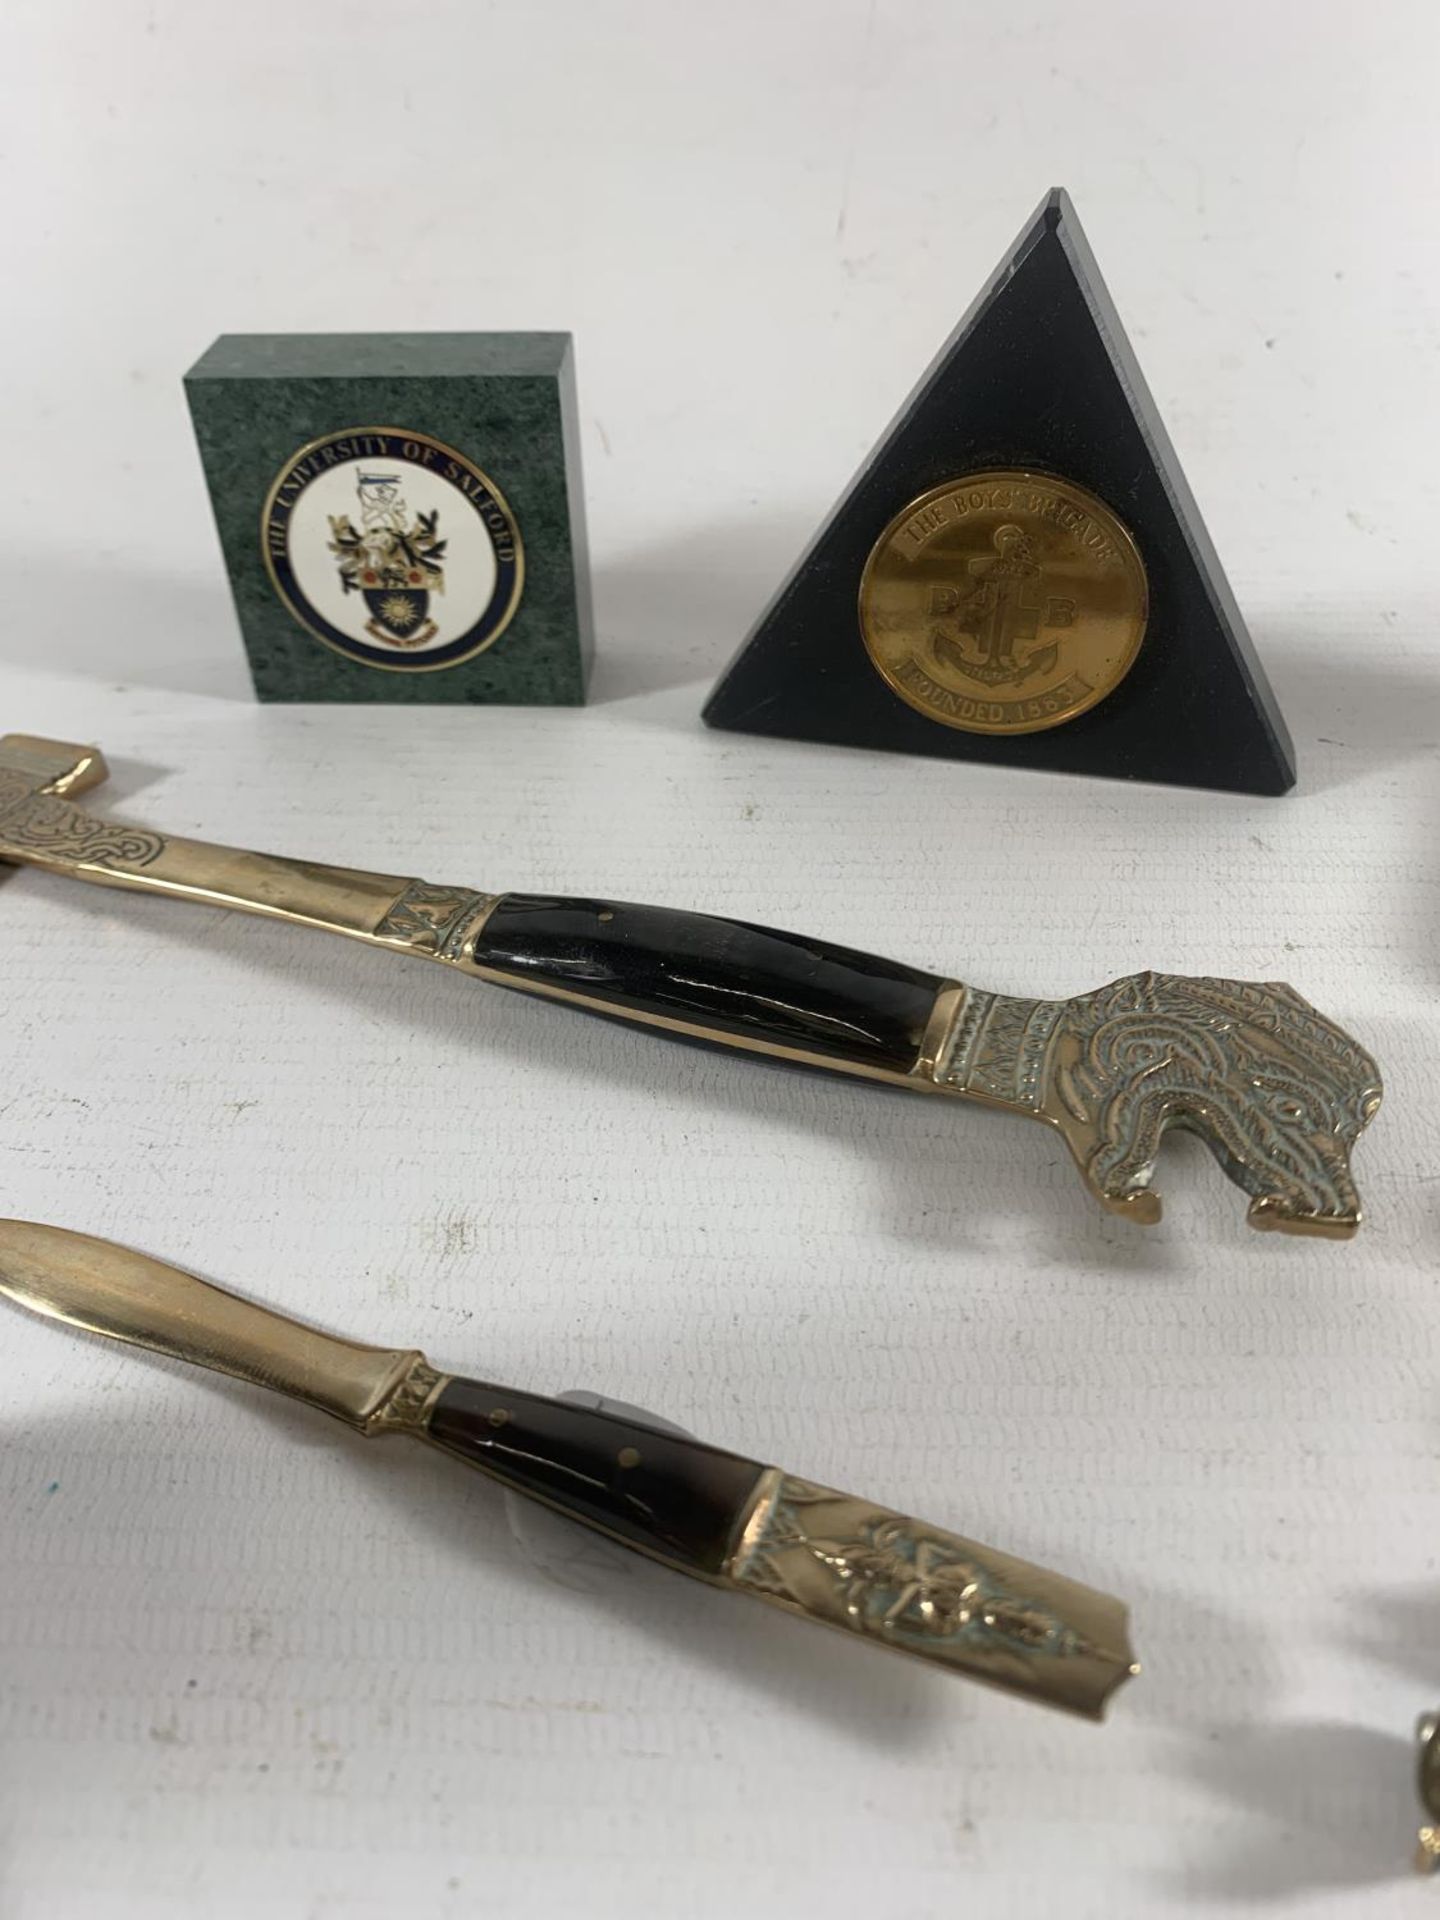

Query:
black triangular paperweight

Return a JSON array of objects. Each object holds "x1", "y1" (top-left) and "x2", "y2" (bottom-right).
[{"x1": 704, "y1": 189, "x2": 1295, "y2": 795}]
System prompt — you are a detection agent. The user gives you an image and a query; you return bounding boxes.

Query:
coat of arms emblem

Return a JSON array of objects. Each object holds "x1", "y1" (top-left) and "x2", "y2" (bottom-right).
[
  {"x1": 264, "y1": 427, "x2": 524, "y2": 674},
  {"x1": 328, "y1": 471, "x2": 447, "y2": 647}
]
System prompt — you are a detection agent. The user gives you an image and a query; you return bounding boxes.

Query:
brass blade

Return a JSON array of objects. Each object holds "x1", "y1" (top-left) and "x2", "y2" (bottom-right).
[{"x1": 0, "y1": 1220, "x2": 429, "y2": 1432}]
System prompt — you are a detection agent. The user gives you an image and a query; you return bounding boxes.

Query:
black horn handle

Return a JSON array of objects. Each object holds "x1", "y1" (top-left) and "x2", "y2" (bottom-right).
[
  {"x1": 471, "y1": 894, "x2": 946, "y2": 1076},
  {"x1": 424, "y1": 1375, "x2": 767, "y2": 1576}
]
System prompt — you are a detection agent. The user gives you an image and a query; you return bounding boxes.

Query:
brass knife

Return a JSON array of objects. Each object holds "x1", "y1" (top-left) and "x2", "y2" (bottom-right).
[
  {"x1": 0, "y1": 733, "x2": 1382, "y2": 1234},
  {"x1": 0, "y1": 1219, "x2": 1137, "y2": 1718}
]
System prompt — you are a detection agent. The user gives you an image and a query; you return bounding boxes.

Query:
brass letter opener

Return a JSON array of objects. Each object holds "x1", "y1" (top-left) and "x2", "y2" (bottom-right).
[
  {"x1": 0, "y1": 734, "x2": 1381, "y2": 1236},
  {"x1": 0, "y1": 1220, "x2": 1136, "y2": 1718}
]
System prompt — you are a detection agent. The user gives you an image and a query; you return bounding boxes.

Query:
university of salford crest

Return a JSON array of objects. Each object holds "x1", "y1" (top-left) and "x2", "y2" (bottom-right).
[
  {"x1": 331, "y1": 472, "x2": 445, "y2": 647},
  {"x1": 262, "y1": 428, "x2": 523, "y2": 672}
]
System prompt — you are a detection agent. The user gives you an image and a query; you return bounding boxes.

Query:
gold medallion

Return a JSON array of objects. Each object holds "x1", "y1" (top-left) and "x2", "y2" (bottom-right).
[{"x1": 858, "y1": 471, "x2": 1148, "y2": 735}]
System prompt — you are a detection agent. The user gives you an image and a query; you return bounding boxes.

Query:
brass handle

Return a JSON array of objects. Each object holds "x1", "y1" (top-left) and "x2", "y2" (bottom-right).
[{"x1": 724, "y1": 1471, "x2": 1135, "y2": 1720}]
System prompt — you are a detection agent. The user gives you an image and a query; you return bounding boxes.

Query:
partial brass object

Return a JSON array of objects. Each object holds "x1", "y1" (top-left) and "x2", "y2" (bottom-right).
[
  {"x1": 0, "y1": 734, "x2": 1382, "y2": 1236},
  {"x1": 1417, "y1": 1713, "x2": 1440, "y2": 1872},
  {"x1": 0, "y1": 1220, "x2": 1138, "y2": 1718}
]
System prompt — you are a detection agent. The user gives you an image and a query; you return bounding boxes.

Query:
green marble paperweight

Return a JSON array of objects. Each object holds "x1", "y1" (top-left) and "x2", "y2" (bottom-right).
[{"x1": 184, "y1": 333, "x2": 593, "y2": 703}]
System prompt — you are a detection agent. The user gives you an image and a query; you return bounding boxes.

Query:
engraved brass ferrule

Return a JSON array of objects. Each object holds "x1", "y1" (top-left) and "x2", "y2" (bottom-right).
[{"x1": 724, "y1": 1469, "x2": 1136, "y2": 1720}]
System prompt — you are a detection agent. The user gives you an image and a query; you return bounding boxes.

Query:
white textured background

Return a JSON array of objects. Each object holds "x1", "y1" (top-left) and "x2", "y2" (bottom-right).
[{"x1": 2, "y1": 3, "x2": 1438, "y2": 1915}]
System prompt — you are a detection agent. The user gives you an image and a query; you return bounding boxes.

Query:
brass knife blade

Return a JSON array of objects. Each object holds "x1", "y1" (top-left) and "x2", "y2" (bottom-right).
[{"x1": 0, "y1": 1220, "x2": 425, "y2": 1431}]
